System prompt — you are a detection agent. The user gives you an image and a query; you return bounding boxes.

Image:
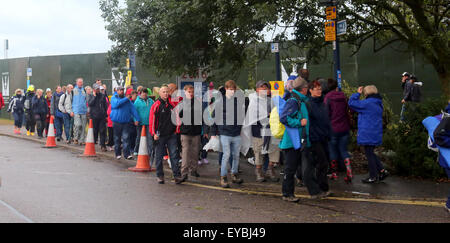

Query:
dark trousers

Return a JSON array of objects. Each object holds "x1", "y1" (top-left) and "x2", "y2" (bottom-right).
[
  {"x1": 113, "y1": 122, "x2": 131, "y2": 158},
  {"x1": 154, "y1": 134, "x2": 181, "y2": 178},
  {"x1": 364, "y1": 145, "x2": 384, "y2": 178},
  {"x1": 93, "y1": 118, "x2": 107, "y2": 147},
  {"x1": 310, "y1": 141, "x2": 330, "y2": 193},
  {"x1": 107, "y1": 127, "x2": 114, "y2": 146},
  {"x1": 200, "y1": 136, "x2": 209, "y2": 160},
  {"x1": 13, "y1": 112, "x2": 24, "y2": 128},
  {"x1": 54, "y1": 116, "x2": 64, "y2": 139},
  {"x1": 445, "y1": 169, "x2": 450, "y2": 209},
  {"x1": 25, "y1": 111, "x2": 36, "y2": 132},
  {"x1": 302, "y1": 146, "x2": 324, "y2": 196},
  {"x1": 282, "y1": 148, "x2": 303, "y2": 197},
  {"x1": 129, "y1": 123, "x2": 137, "y2": 154},
  {"x1": 34, "y1": 113, "x2": 47, "y2": 137}
]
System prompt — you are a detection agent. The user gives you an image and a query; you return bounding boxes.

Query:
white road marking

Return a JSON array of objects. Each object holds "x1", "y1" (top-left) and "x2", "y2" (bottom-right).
[{"x1": 0, "y1": 199, "x2": 34, "y2": 223}]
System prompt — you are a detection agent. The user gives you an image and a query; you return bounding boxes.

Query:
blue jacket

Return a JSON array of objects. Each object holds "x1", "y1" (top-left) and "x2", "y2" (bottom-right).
[
  {"x1": 348, "y1": 93, "x2": 383, "y2": 146},
  {"x1": 110, "y1": 94, "x2": 140, "y2": 124},
  {"x1": 279, "y1": 89, "x2": 311, "y2": 150},
  {"x1": 133, "y1": 96, "x2": 154, "y2": 125},
  {"x1": 72, "y1": 86, "x2": 87, "y2": 115}
]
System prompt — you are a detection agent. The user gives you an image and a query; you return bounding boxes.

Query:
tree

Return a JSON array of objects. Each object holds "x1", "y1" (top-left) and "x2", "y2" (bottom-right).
[{"x1": 100, "y1": 0, "x2": 449, "y2": 95}]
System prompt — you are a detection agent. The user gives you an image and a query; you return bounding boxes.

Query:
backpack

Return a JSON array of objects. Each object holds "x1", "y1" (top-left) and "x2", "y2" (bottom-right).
[{"x1": 434, "y1": 113, "x2": 450, "y2": 148}]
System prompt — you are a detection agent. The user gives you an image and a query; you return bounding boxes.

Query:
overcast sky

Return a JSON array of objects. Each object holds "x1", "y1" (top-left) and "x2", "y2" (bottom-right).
[{"x1": 0, "y1": 0, "x2": 113, "y2": 59}]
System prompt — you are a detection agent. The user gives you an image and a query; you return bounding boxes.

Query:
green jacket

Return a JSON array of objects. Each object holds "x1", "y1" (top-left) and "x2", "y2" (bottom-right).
[{"x1": 134, "y1": 96, "x2": 154, "y2": 125}]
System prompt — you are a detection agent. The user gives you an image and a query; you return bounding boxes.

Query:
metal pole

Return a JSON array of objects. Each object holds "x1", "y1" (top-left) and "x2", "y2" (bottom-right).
[
  {"x1": 275, "y1": 51, "x2": 281, "y2": 81},
  {"x1": 333, "y1": 6, "x2": 342, "y2": 91},
  {"x1": 128, "y1": 51, "x2": 138, "y2": 89}
]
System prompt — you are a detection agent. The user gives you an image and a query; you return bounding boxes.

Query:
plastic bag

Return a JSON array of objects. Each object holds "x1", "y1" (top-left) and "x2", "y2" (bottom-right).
[{"x1": 203, "y1": 136, "x2": 221, "y2": 152}]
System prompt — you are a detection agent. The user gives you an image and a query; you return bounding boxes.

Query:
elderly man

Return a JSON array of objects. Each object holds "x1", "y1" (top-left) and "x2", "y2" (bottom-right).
[
  {"x1": 72, "y1": 78, "x2": 87, "y2": 145},
  {"x1": 59, "y1": 84, "x2": 74, "y2": 143}
]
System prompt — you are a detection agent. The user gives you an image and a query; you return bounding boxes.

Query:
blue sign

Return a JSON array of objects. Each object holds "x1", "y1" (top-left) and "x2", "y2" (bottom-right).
[
  {"x1": 337, "y1": 70, "x2": 342, "y2": 90},
  {"x1": 337, "y1": 20, "x2": 347, "y2": 36}
]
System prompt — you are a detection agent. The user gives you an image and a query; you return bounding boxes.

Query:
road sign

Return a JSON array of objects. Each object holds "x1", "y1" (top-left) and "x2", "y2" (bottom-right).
[
  {"x1": 326, "y1": 6, "x2": 336, "y2": 20},
  {"x1": 27, "y1": 68, "x2": 32, "y2": 77},
  {"x1": 337, "y1": 20, "x2": 347, "y2": 36},
  {"x1": 325, "y1": 21, "x2": 336, "y2": 42},
  {"x1": 270, "y1": 81, "x2": 285, "y2": 97},
  {"x1": 271, "y1": 43, "x2": 279, "y2": 53}
]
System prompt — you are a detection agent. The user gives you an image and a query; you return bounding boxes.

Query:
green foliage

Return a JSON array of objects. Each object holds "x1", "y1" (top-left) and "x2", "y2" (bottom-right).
[{"x1": 388, "y1": 97, "x2": 448, "y2": 179}]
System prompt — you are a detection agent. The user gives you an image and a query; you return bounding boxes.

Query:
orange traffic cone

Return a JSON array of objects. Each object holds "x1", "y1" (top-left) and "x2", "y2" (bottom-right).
[
  {"x1": 44, "y1": 116, "x2": 57, "y2": 148},
  {"x1": 129, "y1": 126, "x2": 154, "y2": 172},
  {"x1": 81, "y1": 119, "x2": 97, "y2": 157}
]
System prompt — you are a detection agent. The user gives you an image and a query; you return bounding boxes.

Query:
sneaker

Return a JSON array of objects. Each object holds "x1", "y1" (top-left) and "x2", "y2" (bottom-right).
[
  {"x1": 362, "y1": 177, "x2": 379, "y2": 184},
  {"x1": 126, "y1": 155, "x2": 134, "y2": 160},
  {"x1": 73, "y1": 140, "x2": 79, "y2": 145},
  {"x1": 116, "y1": 156, "x2": 122, "y2": 160},
  {"x1": 174, "y1": 176, "x2": 184, "y2": 185},
  {"x1": 157, "y1": 177, "x2": 165, "y2": 184},
  {"x1": 220, "y1": 176, "x2": 230, "y2": 188},
  {"x1": 57, "y1": 137, "x2": 61, "y2": 142},
  {"x1": 231, "y1": 174, "x2": 243, "y2": 184},
  {"x1": 107, "y1": 146, "x2": 114, "y2": 151},
  {"x1": 296, "y1": 178, "x2": 304, "y2": 187},
  {"x1": 310, "y1": 191, "x2": 328, "y2": 200},
  {"x1": 202, "y1": 159, "x2": 209, "y2": 165},
  {"x1": 248, "y1": 157, "x2": 255, "y2": 166},
  {"x1": 282, "y1": 196, "x2": 300, "y2": 203},
  {"x1": 198, "y1": 160, "x2": 203, "y2": 166},
  {"x1": 379, "y1": 170, "x2": 390, "y2": 181}
]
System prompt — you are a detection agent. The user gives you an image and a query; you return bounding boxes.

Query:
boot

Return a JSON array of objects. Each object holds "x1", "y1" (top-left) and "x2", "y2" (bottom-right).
[
  {"x1": 329, "y1": 160, "x2": 338, "y2": 180},
  {"x1": 344, "y1": 158, "x2": 353, "y2": 184},
  {"x1": 221, "y1": 176, "x2": 230, "y2": 188},
  {"x1": 266, "y1": 164, "x2": 280, "y2": 182},
  {"x1": 231, "y1": 174, "x2": 243, "y2": 184},
  {"x1": 255, "y1": 167, "x2": 266, "y2": 183}
]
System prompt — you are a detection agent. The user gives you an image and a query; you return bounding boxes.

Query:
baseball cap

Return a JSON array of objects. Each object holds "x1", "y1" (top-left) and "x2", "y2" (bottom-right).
[
  {"x1": 99, "y1": 85, "x2": 105, "y2": 90},
  {"x1": 402, "y1": 72, "x2": 411, "y2": 77},
  {"x1": 93, "y1": 83, "x2": 101, "y2": 90},
  {"x1": 255, "y1": 80, "x2": 270, "y2": 89},
  {"x1": 46, "y1": 88, "x2": 51, "y2": 93},
  {"x1": 117, "y1": 86, "x2": 125, "y2": 91}
]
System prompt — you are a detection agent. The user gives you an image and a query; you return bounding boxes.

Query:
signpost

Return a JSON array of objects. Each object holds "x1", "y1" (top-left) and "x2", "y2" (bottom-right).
[
  {"x1": 270, "y1": 81, "x2": 285, "y2": 97},
  {"x1": 325, "y1": 21, "x2": 336, "y2": 42},
  {"x1": 271, "y1": 43, "x2": 281, "y2": 82}
]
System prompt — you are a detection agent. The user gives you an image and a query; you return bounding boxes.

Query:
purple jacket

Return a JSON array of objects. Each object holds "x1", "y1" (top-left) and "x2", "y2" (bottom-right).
[{"x1": 324, "y1": 91, "x2": 351, "y2": 134}]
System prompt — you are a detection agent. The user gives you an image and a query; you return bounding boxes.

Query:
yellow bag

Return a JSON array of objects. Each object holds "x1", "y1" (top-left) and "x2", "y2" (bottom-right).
[{"x1": 270, "y1": 107, "x2": 285, "y2": 139}]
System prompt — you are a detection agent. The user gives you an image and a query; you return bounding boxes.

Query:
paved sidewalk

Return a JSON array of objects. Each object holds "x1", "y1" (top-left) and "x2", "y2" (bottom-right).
[{"x1": 0, "y1": 125, "x2": 448, "y2": 204}]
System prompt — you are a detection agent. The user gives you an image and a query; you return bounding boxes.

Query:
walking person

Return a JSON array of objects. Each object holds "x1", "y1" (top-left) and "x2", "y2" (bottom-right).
[
  {"x1": 32, "y1": 89, "x2": 49, "y2": 139},
  {"x1": 24, "y1": 85, "x2": 36, "y2": 136},
  {"x1": 324, "y1": 79, "x2": 353, "y2": 182},
  {"x1": 72, "y1": 78, "x2": 88, "y2": 145},
  {"x1": 44, "y1": 89, "x2": 52, "y2": 136},
  {"x1": 401, "y1": 73, "x2": 423, "y2": 121},
  {"x1": 247, "y1": 81, "x2": 280, "y2": 183},
  {"x1": 349, "y1": 85, "x2": 389, "y2": 183},
  {"x1": 178, "y1": 85, "x2": 203, "y2": 181},
  {"x1": 306, "y1": 80, "x2": 332, "y2": 193},
  {"x1": 110, "y1": 86, "x2": 140, "y2": 160},
  {"x1": 210, "y1": 80, "x2": 245, "y2": 188},
  {"x1": 7, "y1": 89, "x2": 25, "y2": 134},
  {"x1": 149, "y1": 85, "x2": 184, "y2": 185},
  {"x1": 88, "y1": 84, "x2": 108, "y2": 152},
  {"x1": 133, "y1": 88, "x2": 154, "y2": 163},
  {"x1": 59, "y1": 84, "x2": 74, "y2": 144},
  {"x1": 50, "y1": 86, "x2": 65, "y2": 141}
]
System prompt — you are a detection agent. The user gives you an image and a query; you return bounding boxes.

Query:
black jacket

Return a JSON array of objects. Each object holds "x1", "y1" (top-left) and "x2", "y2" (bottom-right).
[
  {"x1": 88, "y1": 93, "x2": 108, "y2": 120},
  {"x1": 179, "y1": 98, "x2": 203, "y2": 136},
  {"x1": 211, "y1": 95, "x2": 245, "y2": 137},
  {"x1": 307, "y1": 96, "x2": 331, "y2": 142}
]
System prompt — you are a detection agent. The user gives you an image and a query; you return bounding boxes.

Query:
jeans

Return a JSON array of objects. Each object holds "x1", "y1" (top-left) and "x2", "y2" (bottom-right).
[
  {"x1": 329, "y1": 132, "x2": 350, "y2": 161},
  {"x1": 220, "y1": 135, "x2": 241, "y2": 177},
  {"x1": 129, "y1": 123, "x2": 137, "y2": 155},
  {"x1": 73, "y1": 114, "x2": 87, "y2": 142},
  {"x1": 13, "y1": 112, "x2": 24, "y2": 128},
  {"x1": 154, "y1": 134, "x2": 181, "y2": 178},
  {"x1": 364, "y1": 146, "x2": 384, "y2": 178},
  {"x1": 62, "y1": 113, "x2": 73, "y2": 141},
  {"x1": 113, "y1": 122, "x2": 131, "y2": 158},
  {"x1": 218, "y1": 152, "x2": 233, "y2": 167},
  {"x1": 54, "y1": 116, "x2": 64, "y2": 139},
  {"x1": 92, "y1": 118, "x2": 107, "y2": 147}
]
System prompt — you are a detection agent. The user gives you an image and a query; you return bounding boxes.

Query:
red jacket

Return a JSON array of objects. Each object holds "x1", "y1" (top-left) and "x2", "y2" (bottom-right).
[
  {"x1": 0, "y1": 92, "x2": 4, "y2": 110},
  {"x1": 149, "y1": 98, "x2": 180, "y2": 137}
]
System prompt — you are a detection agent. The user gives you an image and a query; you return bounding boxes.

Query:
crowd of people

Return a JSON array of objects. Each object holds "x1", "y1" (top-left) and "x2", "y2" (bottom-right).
[{"x1": 4, "y1": 71, "x2": 448, "y2": 210}]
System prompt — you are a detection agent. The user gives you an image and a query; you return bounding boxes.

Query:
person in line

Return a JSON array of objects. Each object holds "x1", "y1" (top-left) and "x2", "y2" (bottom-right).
[
  {"x1": 59, "y1": 85, "x2": 74, "y2": 144},
  {"x1": 24, "y1": 85, "x2": 36, "y2": 136},
  {"x1": 0, "y1": 90, "x2": 5, "y2": 115},
  {"x1": 149, "y1": 85, "x2": 184, "y2": 185},
  {"x1": 88, "y1": 84, "x2": 108, "y2": 152},
  {"x1": 306, "y1": 80, "x2": 332, "y2": 193},
  {"x1": 324, "y1": 79, "x2": 353, "y2": 182},
  {"x1": 210, "y1": 80, "x2": 245, "y2": 188},
  {"x1": 133, "y1": 88, "x2": 154, "y2": 160},
  {"x1": 50, "y1": 86, "x2": 65, "y2": 141},
  {"x1": 7, "y1": 89, "x2": 25, "y2": 134},
  {"x1": 129, "y1": 90, "x2": 139, "y2": 156},
  {"x1": 248, "y1": 81, "x2": 280, "y2": 183},
  {"x1": 106, "y1": 88, "x2": 115, "y2": 151},
  {"x1": 32, "y1": 89, "x2": 49, "y2": 139},
  {"x1": 72, "y1": 78, "x2": 87, "y2": 145},
  {"x1": 178, "y1": 85, "x2": 203, "y2": 181},
  {"x1": 348, "y1": 85, "x2": 389, "y2": 183},
  {"x1": 110, "y1": 86, "x2": 140, "y2": 160},
  {"x1": 401, "y1": 73, "x2": 422, "y2": 121},
  {"x1": 44, "y1": 89, "x2": 52, "y2": 136}
]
